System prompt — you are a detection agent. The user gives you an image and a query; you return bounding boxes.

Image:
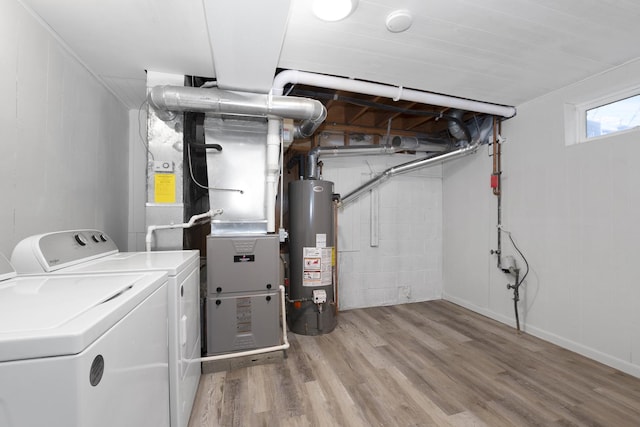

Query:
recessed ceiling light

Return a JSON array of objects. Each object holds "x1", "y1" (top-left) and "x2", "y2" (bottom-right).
[
  {"x1": 386, "y1": 10, "x2": 413, "y2": 33},
  {"x1": 312, "y1": 0, "x2": 358, "y2": 22}
]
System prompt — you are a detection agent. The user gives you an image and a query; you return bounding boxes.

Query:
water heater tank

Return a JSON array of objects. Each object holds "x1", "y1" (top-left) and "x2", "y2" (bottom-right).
[{"x1": 287, "y1": 179, "x2": 337, "y2": 335}]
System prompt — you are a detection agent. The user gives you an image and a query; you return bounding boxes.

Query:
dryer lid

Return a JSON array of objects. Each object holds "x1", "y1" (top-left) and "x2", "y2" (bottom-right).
[{"x1": 0, "y1": 271, "x2": 167, "y2": 362}]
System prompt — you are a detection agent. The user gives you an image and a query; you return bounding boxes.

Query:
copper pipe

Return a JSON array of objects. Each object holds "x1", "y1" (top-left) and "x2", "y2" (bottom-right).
[{"x1": 492, "y1": 116, "x2": 501, "y2": 196}]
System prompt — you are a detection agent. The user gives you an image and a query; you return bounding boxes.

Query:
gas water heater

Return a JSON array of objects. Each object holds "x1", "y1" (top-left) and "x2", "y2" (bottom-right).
[{"x1": 288, "y1": 179, "x2": 337, "y2": 335}]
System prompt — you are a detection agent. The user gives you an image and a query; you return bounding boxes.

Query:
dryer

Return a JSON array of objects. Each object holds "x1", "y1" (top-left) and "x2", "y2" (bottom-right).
[
  {"x1": 11, "y1": 230, "x2": 201, "y2": 427},
  {"x1": 0, "y1": 254, "x2": 170, "y2": 427}
]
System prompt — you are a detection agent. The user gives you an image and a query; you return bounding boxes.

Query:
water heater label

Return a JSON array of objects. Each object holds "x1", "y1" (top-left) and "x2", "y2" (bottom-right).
[{"x1": 302, "y1": 247, "x2": 333, "y2": 287}]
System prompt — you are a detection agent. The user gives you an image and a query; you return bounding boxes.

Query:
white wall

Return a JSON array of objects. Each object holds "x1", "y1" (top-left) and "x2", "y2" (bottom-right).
[
  {"x1": 0, "y1": 0, "x2": 130, "y2": 258},
  {"x1": 322, "y1": 155, "x2": 443, "y2": 310},
  {"x1": 128, "y1": 108, "x2": 148, "y2": 251},
  {"x1": 443, "y1": 59, "x2": 640, "y2": 378}
]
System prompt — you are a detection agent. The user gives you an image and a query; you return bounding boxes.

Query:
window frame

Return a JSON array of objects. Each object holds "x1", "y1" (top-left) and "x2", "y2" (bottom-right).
[{"x1": 575, "y1": 86, "x2": 640, "y2": 144}]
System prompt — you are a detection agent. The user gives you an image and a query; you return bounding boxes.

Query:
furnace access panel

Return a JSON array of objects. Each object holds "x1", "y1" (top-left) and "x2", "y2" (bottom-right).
[{"x1": 205, "y1": 235, "x2": 280, "y2": 355}]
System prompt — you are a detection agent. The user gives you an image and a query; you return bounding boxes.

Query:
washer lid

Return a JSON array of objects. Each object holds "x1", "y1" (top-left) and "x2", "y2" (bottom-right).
[
  {"x1": 61, "y1": 250, "x2": 199, "y2": 276},
  {"x1": 0, "y1": 253, "x2": 16, "y2": 281},
  {"x1": 0, "y1": 271, "x2": 167, "y2": 362}
]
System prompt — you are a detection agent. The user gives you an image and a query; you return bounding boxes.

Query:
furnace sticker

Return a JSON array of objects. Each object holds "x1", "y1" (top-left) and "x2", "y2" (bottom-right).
[{"x1": 154, "y1": 173, "x2": 176, "y2": 203}]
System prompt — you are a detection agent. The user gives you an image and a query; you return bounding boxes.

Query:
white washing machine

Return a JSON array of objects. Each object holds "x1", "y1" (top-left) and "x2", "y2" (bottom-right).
[
  {"x1": 11, "y1": 230, "x2": 201, "y2": 427},
  {"x1": 0, "y1": 254, "x2": 170, "y2": 427}
]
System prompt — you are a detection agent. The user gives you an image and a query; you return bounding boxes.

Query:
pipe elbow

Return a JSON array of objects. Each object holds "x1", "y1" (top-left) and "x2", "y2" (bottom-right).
[{"x1": 147, "y1": 86, "x2": 177, "y2": 121}]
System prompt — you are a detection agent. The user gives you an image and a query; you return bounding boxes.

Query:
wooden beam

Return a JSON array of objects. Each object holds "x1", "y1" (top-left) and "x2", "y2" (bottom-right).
[{"x1": 346, "y1": 96, "x2": 382, "y2": 124}]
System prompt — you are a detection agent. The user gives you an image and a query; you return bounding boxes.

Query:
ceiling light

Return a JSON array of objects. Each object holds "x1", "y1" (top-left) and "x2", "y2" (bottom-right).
[
  {"x1": 385, "y1": 10, "x2": 413, "y2": 33},
  {"x1": 312, "y1": 0, "x2": 358, "y2": 22}
]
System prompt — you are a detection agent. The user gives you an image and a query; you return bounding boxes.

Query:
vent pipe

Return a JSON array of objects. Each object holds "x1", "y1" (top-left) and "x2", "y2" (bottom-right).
[
  {"x1": 338, "y1": 115, "x2": 496, "y2": 206},
  {"x1": 340, "y1": 117, "x2": 493, "y2": 206},
  {"x1": 272, "y1": 70, "x2": 516, "y2": 118},
  {"x1": 340, "y1": 142, "x2": 480, "y2": 207},
  {"x1": 147, "y1": 85, "x2": 326, "y2": 138},
  {"x1": 306, "y1": 145, "x2": 400, "y2": 180}
]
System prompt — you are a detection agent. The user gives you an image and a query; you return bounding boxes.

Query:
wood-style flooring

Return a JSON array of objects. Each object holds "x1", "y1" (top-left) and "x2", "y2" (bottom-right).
[{"x1": 188, "y1": 300, "x2": 640, "y2": 426}]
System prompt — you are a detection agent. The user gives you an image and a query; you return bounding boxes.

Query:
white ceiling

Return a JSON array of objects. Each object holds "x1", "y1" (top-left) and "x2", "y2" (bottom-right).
[{"x1": 20, "y1": 0, "x2": 640, "y2": 110}]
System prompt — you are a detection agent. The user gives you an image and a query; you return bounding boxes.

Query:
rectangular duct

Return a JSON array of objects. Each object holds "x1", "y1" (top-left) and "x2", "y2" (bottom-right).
[{"x1": 204, "y1": 117, "x2": 269, "y2": 235}]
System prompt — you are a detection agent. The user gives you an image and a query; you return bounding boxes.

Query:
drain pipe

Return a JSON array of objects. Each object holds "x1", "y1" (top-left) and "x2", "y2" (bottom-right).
[
  {"x1": 196, "y1": 285, "x2": 290, "y2": 362},
  {"x1": 145, "y1": 209, "x2": 223, "y2": 251},
  {"x1": 340, "y1": 142, "x2": 480, "y2": 207},
  {"x1": 272, "y1": 70, "x2": 516, "y2": 118}
]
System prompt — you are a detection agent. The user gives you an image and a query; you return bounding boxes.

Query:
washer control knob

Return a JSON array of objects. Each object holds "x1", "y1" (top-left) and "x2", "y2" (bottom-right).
[
  {"x1": 74, "y1": 233, "x2": 88, "y2": 246},
  {"x1": 99, "y1": 233, "x2": 108, "y2": 242},
  {"x1": 91, "y1": 234, "x2": 100, "y2": 243}
]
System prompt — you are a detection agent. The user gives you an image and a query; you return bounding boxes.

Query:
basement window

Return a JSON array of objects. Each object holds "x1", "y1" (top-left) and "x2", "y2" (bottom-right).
[{"x1": 578, "y1": 91, "x2": 640, "y2": 142}]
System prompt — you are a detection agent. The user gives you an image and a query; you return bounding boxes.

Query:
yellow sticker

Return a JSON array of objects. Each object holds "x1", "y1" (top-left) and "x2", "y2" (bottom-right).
[
  {"x1": 154, "y1": 173, "x2": 176, "y2": 203},
  {"x1": 331, "y1": 247, "x2": 336, "y2": 266}
]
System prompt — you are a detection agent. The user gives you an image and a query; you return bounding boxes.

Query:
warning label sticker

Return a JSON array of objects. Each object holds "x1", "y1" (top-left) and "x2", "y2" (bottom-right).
[
  {"x1": 303, "y1": 246, "x2": 333, "y2": 287},
  {"x1": 304, "y1": 257, "x2": 321, "y2": 270}
]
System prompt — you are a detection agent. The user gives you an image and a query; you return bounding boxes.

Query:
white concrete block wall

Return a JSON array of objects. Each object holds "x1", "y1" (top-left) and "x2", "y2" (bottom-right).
[
  {"x1": 443, "y1": 58, "x2": 640, "y2": 378},
  {"x1": 322, "y1": 155, "x2": 443, "y2": 310},
  {"x1": 0, "y1": 0, "x2": 129, "y2": 257}
]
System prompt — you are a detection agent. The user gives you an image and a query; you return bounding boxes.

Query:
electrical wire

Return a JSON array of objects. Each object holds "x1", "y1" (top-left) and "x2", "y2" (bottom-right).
[
  {"x1": 505, "y1": 230, "x2": 530, "y2": 287},
  {"x1": 137, "y1": 99, "x2": 154, "y2": 161},
  {"x1": 501, "y1": 228, "x2": 530, "y2": 332},
  {"x1": 186, "y1": 144, "x2": 243, "y2": 193}
]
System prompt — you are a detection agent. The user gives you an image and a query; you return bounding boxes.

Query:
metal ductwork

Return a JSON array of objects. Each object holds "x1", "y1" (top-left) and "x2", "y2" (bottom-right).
[
  {"x1": 339, "y1": 142, "x2": 481, "y2": 207},
  {"x1": 339, "y1": 114, "x2": 495, "y2": 206},
  {"x1": 447, "y1": 109, "x2": 470, "y2": 142},
  {"x1": 306, "y1": 145, "x2": 400, "y2": 180},
  {"x1": 306, "y1": 112, "x2": 471, "y2": 180},
  {"x1": 391, "y1": 136, "x2": 451, "y2": 152},
  {"x1": 305, "y1": 140, "x2": 451, "y2": 180},
  {"x1": 148, "y1": 85, "x2": 326, "y2": 138}
]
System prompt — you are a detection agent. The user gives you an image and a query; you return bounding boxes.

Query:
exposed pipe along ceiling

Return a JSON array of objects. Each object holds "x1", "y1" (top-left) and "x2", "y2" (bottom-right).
[{"x1": 147, "y1": 69, "x2": 518, "y2": 358}]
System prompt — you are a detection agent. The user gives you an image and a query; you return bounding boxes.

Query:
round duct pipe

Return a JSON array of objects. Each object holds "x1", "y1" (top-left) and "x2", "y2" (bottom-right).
[{"x1": 147, "y1": 85, "x2": 327, "y2": 138}]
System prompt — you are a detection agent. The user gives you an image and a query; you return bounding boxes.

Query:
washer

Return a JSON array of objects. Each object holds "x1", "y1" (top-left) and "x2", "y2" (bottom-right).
[
  {"x1": 0, "y1": 254, "x2": 170, "y2": 427},
  {"x1": 11, "y1": 230, "x2": 201, "y2": 427}
]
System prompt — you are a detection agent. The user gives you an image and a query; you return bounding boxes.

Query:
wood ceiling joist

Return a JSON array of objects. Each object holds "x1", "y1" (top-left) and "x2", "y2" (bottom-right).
[
  {"x1": 346, "y1": 95, "x2": 382, "y2": 124},
  {"x1": 373, "y1": 101, "x2": 419, "y2": 128},
  {"x1": 403, "y1": 107, "x2": 451, "y2": 131}
]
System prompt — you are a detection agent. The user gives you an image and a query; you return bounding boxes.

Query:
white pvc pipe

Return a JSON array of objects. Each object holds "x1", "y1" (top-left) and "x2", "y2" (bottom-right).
[
  {"x1": 196, "y1": 285, "x2": 290, "y2": 363},
  {"x1": 272, "y1": 69, "x2": 516, "y2": 118},
  {"x1": 145, "y1": 209, "x2": 223, "y2": 252},
  {"x1": 266, "y1": 118, "x2": 281, "y2": 232}
]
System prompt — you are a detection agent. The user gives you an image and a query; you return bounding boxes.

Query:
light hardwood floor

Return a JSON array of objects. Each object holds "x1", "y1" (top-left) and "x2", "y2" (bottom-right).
[{"x1": 189, "y1": 300, "x2": 640, "y2": 426}]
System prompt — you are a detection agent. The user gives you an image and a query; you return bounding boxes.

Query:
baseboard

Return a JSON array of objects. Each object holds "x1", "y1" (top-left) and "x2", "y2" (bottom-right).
[{"x1": 443, "y1": 293, "x2": 640, "y2": 379}]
